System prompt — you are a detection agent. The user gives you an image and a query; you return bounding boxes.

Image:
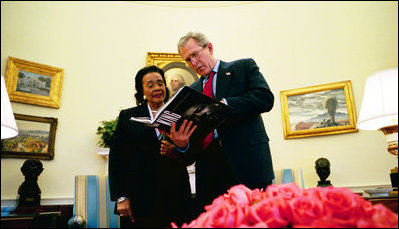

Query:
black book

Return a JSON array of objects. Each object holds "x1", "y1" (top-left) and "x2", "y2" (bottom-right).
[{"x1": 130, "y1": 86, "x2": 232, "y2": 139}]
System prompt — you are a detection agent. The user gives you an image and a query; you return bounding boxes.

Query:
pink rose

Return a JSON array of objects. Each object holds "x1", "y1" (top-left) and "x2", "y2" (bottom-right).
[
  {"x1": 181, "y1": 212, "x2": 210, "y2": 228},
  {"x1": 201, "y1": 201, "x2": 243, "y2": 228},
  {"x1": 206, "y1": 184, "x2": 253, "y2": 212},
  {"x1": 178, "y1": 183, "x2": 398, "y2": 228},
  {"x1": 247, "y1": 197, "x2": 289, "y2": 228},
  {"x1": 238, "y1": 221, "x2": 269, "y2": 228},
  {"x1": 315, "y1": 187, "x2": 370, "y2": 227},
  {"x1": 264, "y1": 183, "x2": 303, "y2": 201},
  {"x1": 226, "y1": 184, "x2": 254, "y2": 206},
  {"x1": 285, "y1": 195, "x2": 325, "y2": 227},
  {"x1": 357, "y1": 204, "x2": 398, "y2": 228},
  {"x1": 307, "y1": 217, "x2": 345, "y2": 228},
  {"x1": 206, "y1": 194, "x2": 229, "y2": 211},
  {"x1": 249, "y1": 188, "x2": 267, "y2": 205}
]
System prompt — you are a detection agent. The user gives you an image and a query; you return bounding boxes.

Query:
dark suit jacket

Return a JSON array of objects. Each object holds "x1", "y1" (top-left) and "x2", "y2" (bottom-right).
[
  {"x1": 189, "y1": 58, "x2": 275, "y2": 190},
  {"x1": 108, "y1": 103, "x2": 191, "y2": 219}
]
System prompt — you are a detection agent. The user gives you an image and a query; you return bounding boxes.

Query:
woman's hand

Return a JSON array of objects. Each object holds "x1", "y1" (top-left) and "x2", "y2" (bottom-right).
[
  {"x1": 170, "y1": 119, "x2": 197, "y2": 148},
  {"x1": 160, "y1": 140, "x2": 174, "y2": 155}
]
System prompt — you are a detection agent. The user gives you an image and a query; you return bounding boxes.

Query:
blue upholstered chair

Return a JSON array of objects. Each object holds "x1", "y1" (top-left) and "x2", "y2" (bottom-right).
[
  {"x1": 273, "y1": 168, "x2": 306, "y2": 189},
  {"x1": 68, "y1": 175, "x2": 120, "y2": 228}
]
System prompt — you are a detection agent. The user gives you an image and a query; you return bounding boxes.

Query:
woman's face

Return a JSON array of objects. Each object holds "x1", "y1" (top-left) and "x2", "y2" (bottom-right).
[{"x1": 142, "y1": 72, "x2": 166, "y2": 107}]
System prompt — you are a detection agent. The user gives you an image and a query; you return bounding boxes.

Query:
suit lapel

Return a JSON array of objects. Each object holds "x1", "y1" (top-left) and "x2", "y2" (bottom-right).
[
  {"x1": 215, "y1": 61, "x2": 231, "y2": 100},
  {"x1": 192, "y1": 77, "x2": 204, "y2": 93}
]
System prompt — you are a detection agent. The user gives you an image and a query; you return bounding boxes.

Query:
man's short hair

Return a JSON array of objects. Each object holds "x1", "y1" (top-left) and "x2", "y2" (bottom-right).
[{"x1": 177, "y1": 32, "x2": 209, "y2": 54}]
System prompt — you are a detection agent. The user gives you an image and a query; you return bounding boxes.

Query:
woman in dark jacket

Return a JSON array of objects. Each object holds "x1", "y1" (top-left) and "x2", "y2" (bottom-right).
[{"x1": 109, "y1": 65, "x2": 196, "y2": 228}]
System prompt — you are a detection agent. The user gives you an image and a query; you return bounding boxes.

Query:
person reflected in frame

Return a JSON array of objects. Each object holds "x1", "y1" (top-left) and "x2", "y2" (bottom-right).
[
  {"x1": 170, "y1": 73, "x2": 186, "y2": 96},
  {"x1": 108, "y1": 65, "x2": 197, "y2": 228},
  {"x1": 176, "y1": 32, "x2": 275, "y2": 212}
]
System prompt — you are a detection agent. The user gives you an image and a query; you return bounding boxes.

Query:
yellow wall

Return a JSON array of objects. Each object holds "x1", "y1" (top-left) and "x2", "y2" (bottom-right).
[{"x1": 1, "y1": 1, "x2": 398, "y2": 201}]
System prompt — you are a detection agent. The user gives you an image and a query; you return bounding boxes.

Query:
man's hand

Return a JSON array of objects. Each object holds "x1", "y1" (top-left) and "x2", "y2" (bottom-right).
[
  {"x1": 170, "y1": 119, "x2": 197, "y2": 148},
  {"x1": 116, "y1": 198, "x2": 134, "y2": 222}
]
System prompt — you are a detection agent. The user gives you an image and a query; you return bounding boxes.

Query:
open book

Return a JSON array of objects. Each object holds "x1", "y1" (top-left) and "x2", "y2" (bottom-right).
[{"x1": 130, "y1": 86, "x2": 232, "y2": 139}]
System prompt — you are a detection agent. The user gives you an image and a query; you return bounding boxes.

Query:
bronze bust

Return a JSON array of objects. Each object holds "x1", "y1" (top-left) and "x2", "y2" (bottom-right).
[
  {"x1": 315, "y1": 157, "x2": 332, "y2": 187},
  {"x1": 17, "y1": 159, "x2": 44, "y2": 206}
]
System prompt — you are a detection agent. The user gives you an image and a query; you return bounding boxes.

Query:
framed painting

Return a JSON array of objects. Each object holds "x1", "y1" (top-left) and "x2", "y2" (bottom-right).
[
  {"x1": 280, "y1": 80, "x2": 358, "y2": 139},
  {"x1": 5, "y1": 57, "x2": 64, "y2": 108},
  {"x1": 1, "y1": 114, "x2": 58, "y2": 160},
  {"x1": 146, "y1": 52, "x2": 199, "y2": 96}
]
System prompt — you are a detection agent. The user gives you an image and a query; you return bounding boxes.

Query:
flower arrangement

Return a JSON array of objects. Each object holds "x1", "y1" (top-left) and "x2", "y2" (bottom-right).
[{"x1": 173, "y1": 183, "x2": 398, "y2": 228}]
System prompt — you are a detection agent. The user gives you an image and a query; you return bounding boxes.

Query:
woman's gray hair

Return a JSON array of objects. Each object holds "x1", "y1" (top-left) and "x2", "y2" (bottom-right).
[{"x1": 177, "y1": 32, "x2": 209, "y2": 54}]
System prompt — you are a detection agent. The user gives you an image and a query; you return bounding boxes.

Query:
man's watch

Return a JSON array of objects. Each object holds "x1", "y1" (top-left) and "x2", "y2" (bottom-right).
[{"x1": 117, "y1": 197, "x2": 127, "y2": 203}]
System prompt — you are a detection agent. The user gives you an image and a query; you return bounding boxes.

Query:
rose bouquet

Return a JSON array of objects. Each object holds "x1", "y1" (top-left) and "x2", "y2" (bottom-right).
[{"x1": 173, "y1": 183, "x2": 398, "y2": 228}]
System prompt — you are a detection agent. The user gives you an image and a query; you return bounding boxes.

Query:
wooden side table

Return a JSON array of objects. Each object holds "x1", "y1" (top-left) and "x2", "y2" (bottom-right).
[
  {"x1": 1, "y1": 204, "x2": 73, "y2": 228},
  {"x1": 365, "y1": 196, "x2": 398, "y2": 213},
  {"x1": 1, "y1": 212, "x2": 60, "y2": 228}
]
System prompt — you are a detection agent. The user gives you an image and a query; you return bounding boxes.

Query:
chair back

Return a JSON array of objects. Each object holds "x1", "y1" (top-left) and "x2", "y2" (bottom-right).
[
  {"x1": 72, "y1": 175, "x2": 120, "y2": 228},
  {"x1": 273, "y1": 168, "x2": 306, "y2": 189}
]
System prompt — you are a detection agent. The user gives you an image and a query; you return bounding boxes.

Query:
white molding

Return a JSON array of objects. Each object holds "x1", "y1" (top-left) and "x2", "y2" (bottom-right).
[
  {"x1": 130, "y1": 1, "x2": 259, "y2": 8},
  {"x1": 98, "y1": 147, "x2": 110, "y2": 156}
]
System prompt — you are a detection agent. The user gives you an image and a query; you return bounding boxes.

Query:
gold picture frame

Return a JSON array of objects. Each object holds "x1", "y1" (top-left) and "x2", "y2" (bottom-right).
[
  {"x1": 5, "y1": 57, "x2": 64, "y2": 108},
  {"x1": 280, "y1": 80, "x2": 358, "y2": 139},
  {"x1": 146, "y1": 52, "x2": 199, "y2": 95},
  {"x1": 1, "y1": 113, "x2": 58, "y2": 160}
]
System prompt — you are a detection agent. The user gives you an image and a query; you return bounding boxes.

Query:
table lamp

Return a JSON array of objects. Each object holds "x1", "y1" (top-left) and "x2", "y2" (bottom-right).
[
  {"x1": 357, "y1": 68, "x2": 398, "y2": 197},
  {"x1": 1, "y1": 74, "x2": 18, "y2": 139}
]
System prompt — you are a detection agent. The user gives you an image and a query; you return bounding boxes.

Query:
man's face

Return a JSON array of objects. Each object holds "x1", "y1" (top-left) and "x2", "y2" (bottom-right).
[
  {"x1": 170, "y1": 77, "x2": 183, "y2": 91},
  {"x1": 179, "y1": 38, "x2": 215, "y2": 76}
]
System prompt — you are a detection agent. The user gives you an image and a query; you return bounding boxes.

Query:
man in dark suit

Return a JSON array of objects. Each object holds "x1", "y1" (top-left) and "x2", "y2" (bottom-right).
[{"x1": 176, "y1": 32, "x2": 275, "y2": 210}]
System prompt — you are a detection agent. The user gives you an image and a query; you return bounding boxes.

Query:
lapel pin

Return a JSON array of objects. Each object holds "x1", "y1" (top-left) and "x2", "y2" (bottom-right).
[{"x1": 225, "y1": 72, "x2": 231, "y2": 76}]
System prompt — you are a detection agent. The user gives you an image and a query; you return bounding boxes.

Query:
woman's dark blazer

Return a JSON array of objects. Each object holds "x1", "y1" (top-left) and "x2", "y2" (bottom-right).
[{"x1": 108, "y1": 103, "x2": 191, "y2": 219}]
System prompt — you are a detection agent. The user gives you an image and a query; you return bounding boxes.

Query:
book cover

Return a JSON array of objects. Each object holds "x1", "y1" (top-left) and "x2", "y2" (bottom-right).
[{"x1": 130, "y1": 86, "x2": 232, "y2": 139}]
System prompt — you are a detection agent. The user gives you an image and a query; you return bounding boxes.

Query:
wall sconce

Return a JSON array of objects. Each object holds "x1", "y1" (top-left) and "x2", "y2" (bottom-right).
[
  {"x1": 357, "y1": 68, "x2": 398, "y2": 196},
  {"x1": 1, "y1": 75, "x2": 18, "y2": 139}
]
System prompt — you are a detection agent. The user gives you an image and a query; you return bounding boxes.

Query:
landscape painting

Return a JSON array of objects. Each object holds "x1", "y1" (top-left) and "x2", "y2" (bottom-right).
[
  {"x1": 16, "y1": 70, "x2": 51, "y2": 97},
  {"x1": 287, "y1": 88, "x2": 348, "y2": 131},
  {"x1": 280, "y1": 81, "x2": 358, "y2": 139},
  {"x1": 1, "y1": 114, "x2": 57, "y2": 160}
]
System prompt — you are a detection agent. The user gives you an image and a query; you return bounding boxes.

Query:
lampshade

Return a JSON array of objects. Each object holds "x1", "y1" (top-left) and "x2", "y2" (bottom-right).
[
  {"x1": 1, "y1": 75, "x2": 18, "y2": 139},
  {"x1": 357, "y1": 68, "x2": 398, "y2": 130}
]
